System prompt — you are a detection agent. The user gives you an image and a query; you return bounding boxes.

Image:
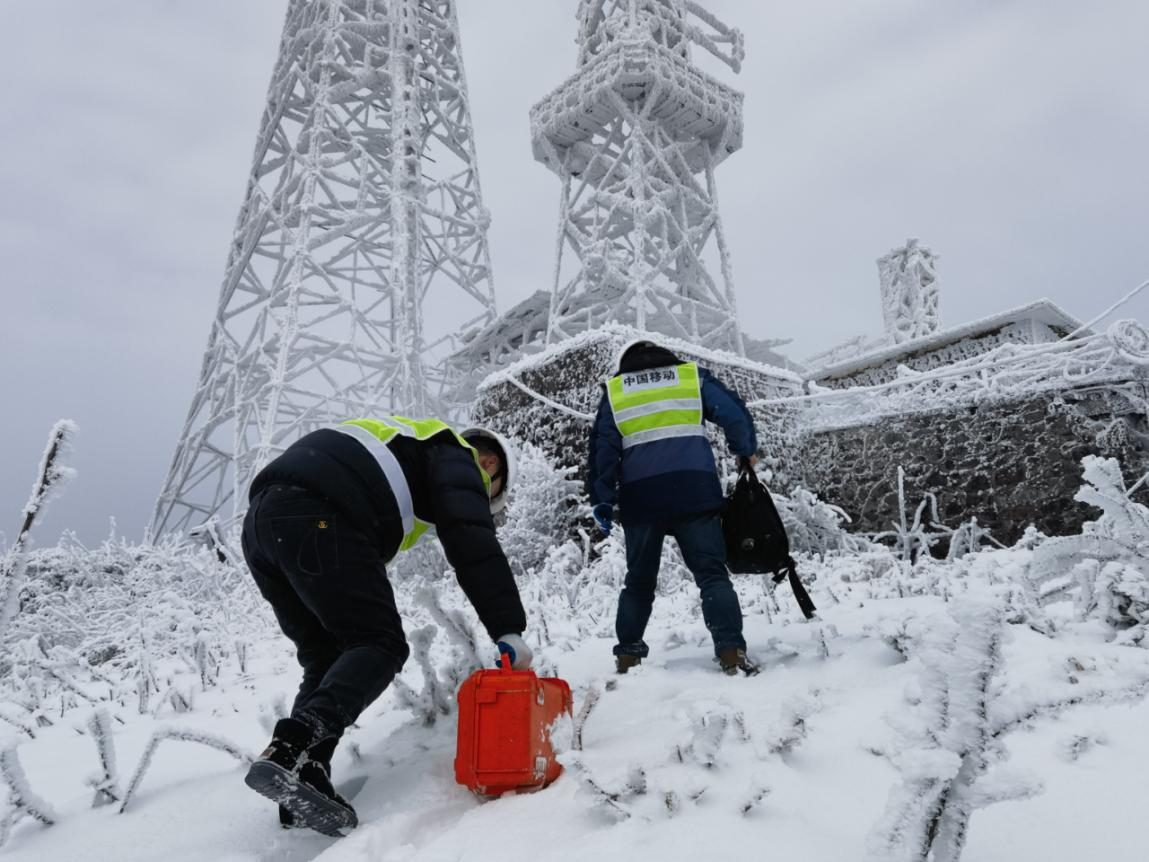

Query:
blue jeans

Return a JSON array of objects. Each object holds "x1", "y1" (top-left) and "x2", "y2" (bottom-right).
[{"x1": 614, "y1": 512, "x2": 746, "y2": 658}]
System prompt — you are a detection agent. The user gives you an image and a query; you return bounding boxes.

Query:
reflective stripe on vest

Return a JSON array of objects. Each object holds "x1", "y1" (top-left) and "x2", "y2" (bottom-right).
[
  {"x1": 331, "y1": 417, "x2": 489, "y2": 553},
  {"x1": 606, "y1": 363, "x2": 706, "y2": 450}
]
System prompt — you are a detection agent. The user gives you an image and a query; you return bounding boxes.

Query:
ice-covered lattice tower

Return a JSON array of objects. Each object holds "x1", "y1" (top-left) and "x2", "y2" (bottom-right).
[
  {"x1": 532, "y1": 0, "x2": 746, "y2": 354},
  {"x1": 153, "y1": 0, "x2": 497, "y2": 536},
  {"x1": 878, "y1": 239, "x2": 941, "y2": 344}
]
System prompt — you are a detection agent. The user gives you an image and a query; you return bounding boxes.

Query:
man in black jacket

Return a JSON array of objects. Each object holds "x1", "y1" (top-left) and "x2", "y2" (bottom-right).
[{"x1": 240, "y1": 417, "x2": 529, "y2": 835}]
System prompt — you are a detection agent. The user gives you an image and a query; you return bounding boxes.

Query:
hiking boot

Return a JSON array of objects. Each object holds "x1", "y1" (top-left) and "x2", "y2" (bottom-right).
[
  {"x1": 251, "y1": 717, "x2": 314, "y2": 775},
  {"x1": 247, "y1": 719, "x2": 357, "y2": 837},
  {"x1": 615, "y1": 654, "x2": 643, "y2": 674},
  {"x1": 279, "y1": 736, "x2": 343, "y2": 829},
  {"x1": 718, "y1": 648, "x2": 760, "y2": 677}
]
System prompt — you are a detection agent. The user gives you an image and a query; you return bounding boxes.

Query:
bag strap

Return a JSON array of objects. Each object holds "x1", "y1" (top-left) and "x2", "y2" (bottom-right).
[{"x1": 771, "y1": 555, "x2": 818, "y2": 620}]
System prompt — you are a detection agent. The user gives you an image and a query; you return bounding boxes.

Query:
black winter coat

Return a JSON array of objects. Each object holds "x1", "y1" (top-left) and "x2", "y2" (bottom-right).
[{"x1": 249, "y1": 428, "x2": 526, "y2": 641}]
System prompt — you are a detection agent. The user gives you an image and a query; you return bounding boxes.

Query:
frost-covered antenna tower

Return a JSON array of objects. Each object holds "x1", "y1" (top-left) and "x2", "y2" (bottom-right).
[
  {"x1": 153, "y1": 0, "x2": 497, "y2": 537},
  {"x1": 532, "y1": 0, "x2": 747, "y2": 353},
  {"x1": 878, "y1": 239, "x2": 941, "y2": 344}
]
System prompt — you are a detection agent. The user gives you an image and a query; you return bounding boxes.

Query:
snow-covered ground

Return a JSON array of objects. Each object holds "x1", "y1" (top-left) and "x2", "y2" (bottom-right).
[
  {"x1": 3, "y1": 454, "x2": 1149, "y2": 861},
  {"x1": 2, "y1": 547, "x2": 1148, "y2": 862}
]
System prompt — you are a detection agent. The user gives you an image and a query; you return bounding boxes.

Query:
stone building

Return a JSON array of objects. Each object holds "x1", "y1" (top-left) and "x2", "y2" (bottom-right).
[
  {"x1": 471, "y1": 253, "x2": 1149, "y2": 547},
  {"x1": 811, "y1": 300, "x2": 1083, "y2": 390},
  {"x1": 797, "y1": 302, "x2": 1149, "y2": 544}
]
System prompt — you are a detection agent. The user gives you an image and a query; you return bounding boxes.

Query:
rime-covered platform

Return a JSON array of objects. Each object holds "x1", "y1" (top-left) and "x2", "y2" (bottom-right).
[{"x1": 531, "y1": 42, "x2": 744, "y2": 178}]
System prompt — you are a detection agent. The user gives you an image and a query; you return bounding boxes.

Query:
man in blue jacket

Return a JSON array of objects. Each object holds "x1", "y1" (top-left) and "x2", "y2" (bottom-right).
[{"x1": 587, "y1": 340, "x2": 760, "y2": 676}]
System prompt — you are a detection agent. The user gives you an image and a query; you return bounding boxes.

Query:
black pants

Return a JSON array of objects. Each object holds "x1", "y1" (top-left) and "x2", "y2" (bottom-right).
[{"x1": 242, "y1": 484, "x2": 410, "y2": 737}]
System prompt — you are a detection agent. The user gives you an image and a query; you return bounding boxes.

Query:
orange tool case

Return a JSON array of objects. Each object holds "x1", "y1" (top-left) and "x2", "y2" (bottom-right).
[{"x1": 455, "y1": 657, "x2": 573, "y2": 797}]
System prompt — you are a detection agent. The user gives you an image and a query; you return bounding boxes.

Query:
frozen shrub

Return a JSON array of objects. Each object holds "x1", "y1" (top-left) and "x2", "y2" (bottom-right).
[
  {"x1": 497, "y1": 440, "x2": 582, "y2": 575},
  {"x1": 0, "y1": 535, "x2": 272, "y2": 720},
  {"x1": 773, "y1": 485, "x2": 872, "y2": 555},
  {"x1": 1026, "y1": 456, "x2": 1149, "y2": 641}
]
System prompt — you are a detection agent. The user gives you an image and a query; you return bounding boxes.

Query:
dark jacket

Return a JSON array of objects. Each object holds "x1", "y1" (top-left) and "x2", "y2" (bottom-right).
[
  {"x1": 250, "y1": 428, "x2": 526, "y2": 641},
  {"x1": 587, "y1": 349, "x2": 758, "y2": 525}
]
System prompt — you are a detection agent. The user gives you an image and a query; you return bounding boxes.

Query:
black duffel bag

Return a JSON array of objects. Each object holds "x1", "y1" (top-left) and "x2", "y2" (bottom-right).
[{"x1": 723, "y1": 461, "x2": 817, "y2": 620}]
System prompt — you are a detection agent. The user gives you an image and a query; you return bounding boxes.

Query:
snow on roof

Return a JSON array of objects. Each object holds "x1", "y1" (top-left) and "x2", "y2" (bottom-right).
[
  {"x1": 477, "y1": 322, "x2": 804, "y2": 392},
  {"x1": 802, "y1": 333, "x2": 888, "y2": 371},
  {"x1": 810, "y1": 299, "x2": 1086, "y2": 381},
  {"x1": 744, "y1": 335, "x2": 808, "y2": 375},
  {"x1": 453, "y1": 291, "x2": 551, "y2": 356}
]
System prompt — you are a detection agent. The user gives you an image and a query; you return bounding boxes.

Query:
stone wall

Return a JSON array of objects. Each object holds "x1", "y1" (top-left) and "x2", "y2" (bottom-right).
[{"x1": 796, "y1": 382, "x2": 1149, "y2": 545}]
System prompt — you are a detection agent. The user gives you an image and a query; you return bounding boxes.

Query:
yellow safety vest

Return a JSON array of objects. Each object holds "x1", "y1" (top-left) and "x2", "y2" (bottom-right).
[
  {"x1": 333, "y1": 417, "x2": 489, "y2": 553},
  {"x1": 606, "y1": 362, "x2": 706, "y2": 449}
]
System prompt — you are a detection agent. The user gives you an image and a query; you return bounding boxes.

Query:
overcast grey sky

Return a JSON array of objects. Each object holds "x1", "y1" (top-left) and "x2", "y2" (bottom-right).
[{"x1": 1, "y1": 0, "x2": 1147, "y2": 545}]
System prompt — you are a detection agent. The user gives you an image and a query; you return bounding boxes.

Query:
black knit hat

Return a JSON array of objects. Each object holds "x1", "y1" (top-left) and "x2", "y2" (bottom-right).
[{"x1": 617, "y1": 340, "x2": 684, "y2": 375}]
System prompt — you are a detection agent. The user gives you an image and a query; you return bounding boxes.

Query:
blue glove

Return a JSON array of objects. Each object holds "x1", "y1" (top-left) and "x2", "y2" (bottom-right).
[
  {"x1": 496, "y1": 634, "x2": 532, "y2": 670},
  {"x1": 593, "y1": 503, "x2": 613, "y2": 536}
]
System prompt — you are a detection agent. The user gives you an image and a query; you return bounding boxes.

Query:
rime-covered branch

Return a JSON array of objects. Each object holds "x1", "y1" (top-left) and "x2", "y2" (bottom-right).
[
  {"x1": 991, "y1": 676, "x2": 1149, "y2": 741},
  {"x1": 85, "y1": 709, "x2": 121, "y2": 807},
  {"x1": 119, "y1": 727, "x2": 251, "y2": 814},
  {"x1": 740, "y1": 785, "x2": 770, "y2": 816},
  {"x1": 865, "y1": 597, "x2": 1007, "y2": 862},
  {"x1": 1, "y1": 421, "x2": 78, "y2": 640},
  {"x1": 0, "y1": 712, "x2": 36, "y2": 741},
  {"x1": 566, "y1": 758, "x2": 637, "y2": 822},
  {"x1": 927, "y1": 601, "x2": 1007, "y2": 862},
  {"x1": 0, "y1": 746, "x2": 56, "y2": 849},
  {"x1": 390, "y1": 626, "x2": 454, "y2": 726},
  {"x1": 686, "y1": 712, "x2": 728, "y2": 769},
  {"x1": 764, "y1": 693, "x2": 821, "y2": 758},
  {"x1": 416, "y1": 586, "x2": 485, "y2": 676},
  {"x1": 572, "y1": 685, "x2": 601, "y2": 752},
  {"x1": 12, "y1": 422, "x2": 78, "y2": 552}
]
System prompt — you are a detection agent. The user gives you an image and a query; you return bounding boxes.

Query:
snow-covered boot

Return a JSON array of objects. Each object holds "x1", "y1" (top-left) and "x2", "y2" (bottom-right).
[
  {"x1": 615, "y1": 654, "x2": 643, "y2": 674},
  {"x1": 246, "y1": 719, "x2": 357, "y2": 837},
  {"x1": 718, "y1": 648, "x2": 760, "y2": 677},
  {"x1": 278, "y1": 735, "x2": 342, "y2": 829}
]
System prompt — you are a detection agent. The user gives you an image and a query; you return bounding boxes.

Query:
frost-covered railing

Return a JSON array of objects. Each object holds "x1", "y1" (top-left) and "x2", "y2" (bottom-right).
[
  {"x1": 759, "y1": 321, "x2": 1149, "y2": 432},
  {"x1": 576, "y1": 0, "x2": 745, "y2": 72}
]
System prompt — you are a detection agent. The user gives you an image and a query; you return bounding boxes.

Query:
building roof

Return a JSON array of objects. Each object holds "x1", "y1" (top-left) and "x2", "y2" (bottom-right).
[
  {"x1": 479, "y1": 321, "x2": 804, "y2": 391},
  {"x1": 452, "y1": 290, "x2": 551, "y2": 363},
  {"x1": 810, "y1": 299, "x2": 1086, "y2": 381}
]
